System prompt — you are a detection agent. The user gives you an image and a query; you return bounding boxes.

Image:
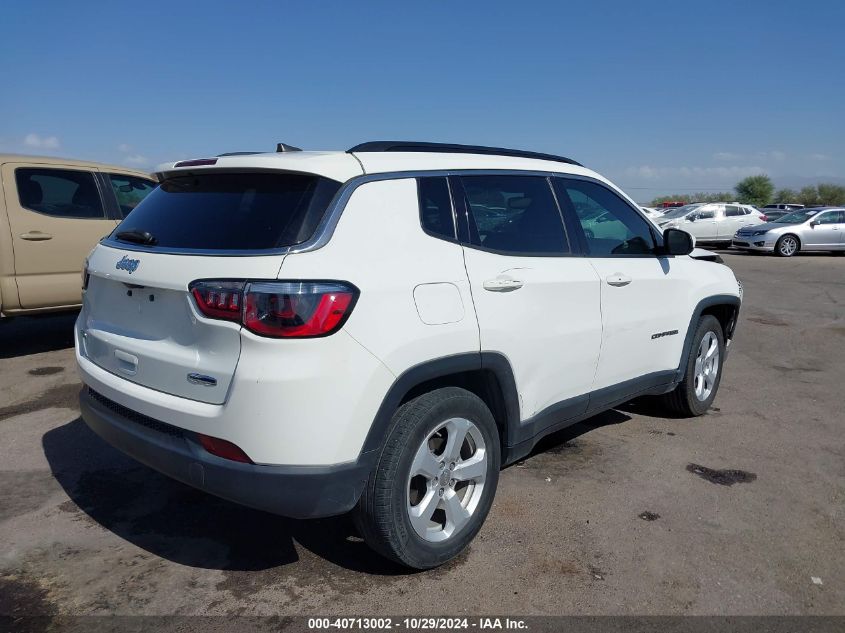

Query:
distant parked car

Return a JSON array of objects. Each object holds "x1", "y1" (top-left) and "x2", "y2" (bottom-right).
[
  {"x1": 762, "y1": 203, "x2": 805, "y2": 211},
  {"x1": 656, "y1": 202, "x2": 764, "y2": 247},
  {"x1": 759, "y1": 204, "x2": 804, "y2": 222},
  {"x1": 0, "y1": 154, "x2": 156, "y2": 318},
  {"x1": 732, "y1": 207, "x2": 845, "y2": 256},
  {"x1": 640, "y1": 206, "x2": 664, "y2": 218}
]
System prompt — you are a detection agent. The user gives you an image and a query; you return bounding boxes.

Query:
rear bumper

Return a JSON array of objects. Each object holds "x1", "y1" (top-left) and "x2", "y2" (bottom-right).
[{"x1": 79, "y1": 387, "x2": 375, "y2": 519}]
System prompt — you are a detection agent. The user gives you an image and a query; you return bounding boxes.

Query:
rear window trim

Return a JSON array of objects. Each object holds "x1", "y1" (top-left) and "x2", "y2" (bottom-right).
[
  {"x1": 102, "y1": 168, "x2": 639, "y2": 258},
  {"x1": 101, "y1": 168, "x2": 345, "y2": 256}
]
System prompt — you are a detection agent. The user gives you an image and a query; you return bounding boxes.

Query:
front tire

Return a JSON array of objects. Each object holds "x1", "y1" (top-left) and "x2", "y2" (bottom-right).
[
  {"x1": 662, "y1": 315, "x2": 725, "y2": 416},
  {"x1": 354, "y1": 387, "x2": 500, "y2": 569},
  {"x1": 775, "y1": 234, "x2": 799, "y2": 257}
]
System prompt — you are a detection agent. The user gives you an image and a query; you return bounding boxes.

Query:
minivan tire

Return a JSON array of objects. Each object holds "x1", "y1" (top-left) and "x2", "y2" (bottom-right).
[
  {"x1": 354, "y1": 387, "x2": 500, "y2": 569},
  {"x1": 662, "y1": 315, "x2": 725, "y2": 417}
]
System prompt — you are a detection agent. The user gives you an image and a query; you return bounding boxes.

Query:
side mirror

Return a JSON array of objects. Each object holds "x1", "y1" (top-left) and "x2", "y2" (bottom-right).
[
  {"x1": 809, "y1": 220, "x2": 818, "y2": 228},
  {"x1": 687, "y1": 214, "x2": 696, "y2": 222},
  {"x1": 663, "y1": 228, "x2": 694, "y2": 256}
]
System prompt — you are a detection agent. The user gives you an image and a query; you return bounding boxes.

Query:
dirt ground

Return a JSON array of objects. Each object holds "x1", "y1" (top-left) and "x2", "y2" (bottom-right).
[{"x1": 1, "y1": 251, "x2": 843, "y2": 619}]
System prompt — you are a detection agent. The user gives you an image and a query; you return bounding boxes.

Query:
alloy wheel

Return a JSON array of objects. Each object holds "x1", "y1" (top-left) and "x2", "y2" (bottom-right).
[
  {"x1": 693, "y1": 331, "x2": 720, "y2": 401},
  {"x1": 779, "y1": 236, "x2": 797, "y2": 256},
  {"x1": 407, "y1": 417, "x2": 487, "y2": 543}
]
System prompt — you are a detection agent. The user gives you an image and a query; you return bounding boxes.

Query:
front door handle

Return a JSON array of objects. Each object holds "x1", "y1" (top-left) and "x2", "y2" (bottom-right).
[
  {"x1": 20, "y1": 231, "x2": 53, "y2": 241},
  {"x1": 606, "y1": 273, "x2": 632, "y2": 287},
  {"x1": 483, "y1": 276, "x2": 524, "y2": 292}
]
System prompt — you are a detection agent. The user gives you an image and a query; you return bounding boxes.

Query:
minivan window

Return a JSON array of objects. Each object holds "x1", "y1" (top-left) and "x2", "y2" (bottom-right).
[
  {"x1": 460, "y1": 175, "x2": 569, "y2": 255},
  {"x1": 107, "y1": 174, "x2": 157, "y2": 217},
  {"x1": 112, "y1": 172, "x2": 342, "y2": 250},
  {"x1": 15, "y1": 168, "x2": 105, "y2": 219},
  {"x1": 555, "y1": 179, "x2": 656, "y2": 256},
  {"x1": 418, "y1": 177, "x2": 455, "y2": 240}
]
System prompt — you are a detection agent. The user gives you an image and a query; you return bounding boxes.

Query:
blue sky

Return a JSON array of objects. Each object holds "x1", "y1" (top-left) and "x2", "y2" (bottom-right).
[{"x1": 1, "y1": 0, "x2": 842, "y2": 201}]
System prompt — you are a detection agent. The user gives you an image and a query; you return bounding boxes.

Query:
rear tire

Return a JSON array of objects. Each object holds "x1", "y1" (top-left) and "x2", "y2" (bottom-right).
[
  {"x1": 662, "y1": 315, "x2": 725, "y2": 417},
  {"x1": 354, "y1": 387, "x2": 500, "y2": 569},
  {"x1": 775, "y1": 234, "x2": 800, "y2": 257}
]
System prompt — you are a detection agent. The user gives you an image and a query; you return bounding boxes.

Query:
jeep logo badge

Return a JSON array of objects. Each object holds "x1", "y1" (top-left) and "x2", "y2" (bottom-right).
[{"x1": 116, "y1": 255, "x2": 140, "y2": 274}]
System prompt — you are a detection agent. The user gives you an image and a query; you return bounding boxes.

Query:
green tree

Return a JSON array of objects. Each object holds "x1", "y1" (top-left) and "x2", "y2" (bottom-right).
[
  {"x1": 773, "y1": 188, "x2": 798, "y2": 203},
  {"x1": 734, "y1": 175, "x2": 774, "y2": 206},
  {"x1": 796, "y1": 186, "x2": 820, "y2": 207},
  {"x1": 649, "y1": 192, "x2": 735, "y2": 206},
  {"x1": 816, "y1": 183, "x2": 845, "y2": 206}
]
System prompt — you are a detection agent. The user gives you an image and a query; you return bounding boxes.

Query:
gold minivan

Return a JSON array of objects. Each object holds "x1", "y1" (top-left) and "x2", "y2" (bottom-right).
[{"x1": 0, "y1": 154, "x2": 156, "y2": 318}]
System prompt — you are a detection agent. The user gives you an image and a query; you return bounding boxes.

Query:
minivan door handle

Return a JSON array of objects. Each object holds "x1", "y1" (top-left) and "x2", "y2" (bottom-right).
[
  {"x1": 483, "y1": 276, "x2": 524, "y2": 292},
  {"x1": 20, "y1": 231, "x2": 53, "y2": 241},
  {"x1": 606, "y1": 273, "x2": 632, "y2": 287}
]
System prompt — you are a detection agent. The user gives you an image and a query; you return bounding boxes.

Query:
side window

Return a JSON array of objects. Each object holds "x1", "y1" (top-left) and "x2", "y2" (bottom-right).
[
  {"x1": 725, "y1": 205, "x2": 744, "y2": 217},
  {"x1": 15, "y1": 168, "x2": 105, "y2": 219},
  {"x1": 417, "y1": 177, "x2": 455, "y2": 240},
  {"x1": 816, "y1": 212, "x2": 841, "y2": 225},
  {"x1": 107, "y1": 174, "x2": 157, "y2": 218},
  {"x1": 697, "y1": 207, "x2": 716, "y2": 219},
  {"x1": 460, "y1": 175, "x2": 569, "y2": 255},
  {"x1": 554, "y1": 178, "x2": 656, "y2": 256}
]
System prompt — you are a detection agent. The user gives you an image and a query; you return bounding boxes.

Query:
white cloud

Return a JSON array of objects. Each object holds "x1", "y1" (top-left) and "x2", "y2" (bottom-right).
[
  {"x1": 23, "y1": 133, "x2": 60, "y2": 150},
  {"x1": 757, "y1": 150, "x2": 787, "y2": 161},
  {"x1": 117, "y1": 143, "x2": 132, "y2": 153},
  {"x1": 124, "y1": 154, "x2": 149, "y2": 166},
  {"x1": 624, "y1": 165, "x2": 767, "y2": 181},
  {"x1": 713, "y1": 151, "x2": 741, "y2": 161},
  {"x1": 713, "y1": 150, "x2": 787, "y2": 162}
]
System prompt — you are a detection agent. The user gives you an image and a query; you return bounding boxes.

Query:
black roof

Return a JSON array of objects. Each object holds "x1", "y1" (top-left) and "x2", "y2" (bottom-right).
[{"x1": 347, "y1": 141, "x2": 582, "y2": 167}]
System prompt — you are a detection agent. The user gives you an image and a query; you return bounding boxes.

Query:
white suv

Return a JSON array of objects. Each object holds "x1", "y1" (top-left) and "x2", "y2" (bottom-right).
[{"x1": 76, "y1": 141, "x2": 742, "y2": 569}]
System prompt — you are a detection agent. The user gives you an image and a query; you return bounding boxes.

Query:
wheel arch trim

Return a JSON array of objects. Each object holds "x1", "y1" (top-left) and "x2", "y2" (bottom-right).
[
  {"x1": 359, "y1": 352, "x2": 520, "y2": 458},
  {"x1": 675, "y1": 294, "x2": 741, "y2": 383}
]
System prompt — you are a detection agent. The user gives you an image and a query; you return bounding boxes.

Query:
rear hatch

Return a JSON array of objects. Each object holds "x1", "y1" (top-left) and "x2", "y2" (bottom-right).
[{"x1": 78, "y1": 170, "x2": 343, "y2": 405}]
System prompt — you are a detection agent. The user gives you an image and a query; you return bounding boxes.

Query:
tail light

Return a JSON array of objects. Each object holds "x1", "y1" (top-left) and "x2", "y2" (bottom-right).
[
  {"x1": 759, "y1": 214, "x2": 768, "y2": 221},
  {"x1": 191, "y1": 281, "x2": 243, "y2": 322},
  {"x1": 189, "y1": 279, "x2": 358, "y2": 338}
]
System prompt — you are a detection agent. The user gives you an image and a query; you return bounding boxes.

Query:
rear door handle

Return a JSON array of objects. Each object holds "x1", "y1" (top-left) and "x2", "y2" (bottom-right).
[
  {"x1": 606, "y1": 273, "x2": 632, "y2": 287},
  {"x1": 483, "y1": 276, "x2": 524, "y2": 292},
  {"x1": 20, "y1": 231, "x2": 53, "y2": 241}
]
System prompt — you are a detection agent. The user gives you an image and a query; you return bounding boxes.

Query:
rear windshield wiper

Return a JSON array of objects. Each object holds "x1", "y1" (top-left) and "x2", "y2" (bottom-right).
[{"x1": 115, "y1": 229, "x2": 157, "y2": 246}]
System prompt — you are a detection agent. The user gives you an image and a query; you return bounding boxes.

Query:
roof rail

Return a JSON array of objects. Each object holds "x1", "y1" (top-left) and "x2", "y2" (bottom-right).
[
  {"x1": 217, "y1": 151, "x2": 262, "y2": 157},
  {"x1": 347, "y1": 141, "x2": 582, "y2": 167}
]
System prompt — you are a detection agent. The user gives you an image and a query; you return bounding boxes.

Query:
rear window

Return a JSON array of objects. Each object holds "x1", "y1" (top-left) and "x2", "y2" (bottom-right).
[{"x1": 112, "y1": 172, "x2": 341, "y2": 250}]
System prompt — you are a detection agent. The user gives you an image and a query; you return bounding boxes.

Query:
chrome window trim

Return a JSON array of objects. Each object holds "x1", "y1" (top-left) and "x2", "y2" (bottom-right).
[
  {"x1": 99, "y1": 168, "x2": 645, "y2": 257},
  {"x1": 292, "y1": 169, "x2": 648, "y2": 256}
]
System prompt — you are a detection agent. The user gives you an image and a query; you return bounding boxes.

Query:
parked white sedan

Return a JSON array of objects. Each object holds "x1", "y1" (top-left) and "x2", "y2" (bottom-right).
[{"x1": 656, "y1": 203, "x2": 764, "y2": 247}]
